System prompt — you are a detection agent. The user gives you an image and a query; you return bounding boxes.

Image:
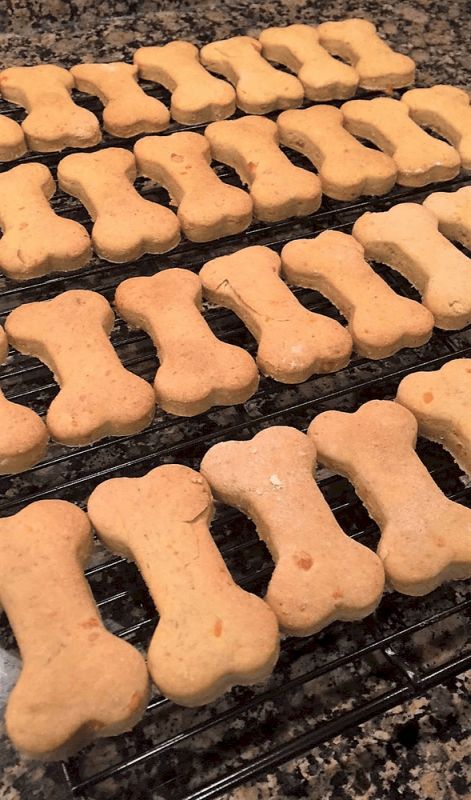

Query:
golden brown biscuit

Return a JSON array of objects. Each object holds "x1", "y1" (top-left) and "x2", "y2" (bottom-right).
[
  {"x1": 423, "y1": 186, "x2": 471, "y2": 250},
  {"x1": 87, "y1": 464, "x2": 280, "y2": 706},
  {"x1": 309, "y1": 400, "x2": 471, "y2": 595},
  {"x1": 1, "y1": 500, "x2": 150, "y2": 759},
  {"x1": 0, "y1": 115, "x2": 26, "y2": 161},
  {"x1": 402, "y1": 85, "x2": 471, "y2": 169}
]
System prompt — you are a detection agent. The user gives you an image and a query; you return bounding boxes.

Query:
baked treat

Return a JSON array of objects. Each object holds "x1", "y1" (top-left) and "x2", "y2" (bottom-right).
[
  {"x1": 134, "y1": 41, "x2": 236, "y2": 124},
  {"x1": 134, "y1": 132, "x2": 252, "y2": 242},
  {"x1": 57, "y1": 147, "x2": 180, "y2": 261},
  {"x1": 309, "y1": 400, "x2": 471, "y2": 595},
  {"x1": 70, "y1": 62, "x2": 169, "y2": 137},
  {"x1": 200, "y1": 35, "x2": 304, "y2": 114},
  {"x1": 1, "y1": 500, "x2": 149, "y2": 759},
  {"x1": 259, "y1": 24, "x2": 359, "y2": 101},
  {"x1": 115, "y1": 268, "x2": 259, "y2": 415},
  {"x1": 201, "y1": 426, "x2": 384, "y2": 635},
  {"x1": 205, "y1": 115, "x2": 321, "y2": 222},
  {"x1": 352, "y1": 202, "x2": 471, "y2": 330},
  {"x1": 199, "y1": 245, "x2": 352, "y2": 383},
  {"x1": 402, "y1": 85, "x2": 471, "y2": 169},
  {"x1": 423, "y1": 186, "x2": 471, "y2": 250},
  {"x1": 277, "y1": 105, "x2": 397, "y2": 201},
  {"x1": 5, "y1": 289, "x2": 155, "y2": 445},
  {"x1": 0, "y1": 115, "x2": 26, "y2": 161},
  {"x1": 0, "y1": 162, "x2": 91, "y2": 281},
  {"x1": 396, "y1": 358, "x2": 471, "y2": 476},
  {"x1": 0, "y1": 65, "x2": 101, "y2": 151},
  {"x1": 87, "y1": 464, "x2": 280, "y2": 706},
  {"x1": 342, "y1": 97, "x2": 460, "y2": 187},
  {"x1": 317, "y1": 18, "x2": 415, "y2": 90},
  {"x1": 281, "y1": 231, "x2": 434, "y2": 358}
]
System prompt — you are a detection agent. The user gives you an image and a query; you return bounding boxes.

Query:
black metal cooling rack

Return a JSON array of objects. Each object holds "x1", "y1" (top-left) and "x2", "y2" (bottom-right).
[{"x1": 0, "y1": 79, "x2": 470, "y2": 800}]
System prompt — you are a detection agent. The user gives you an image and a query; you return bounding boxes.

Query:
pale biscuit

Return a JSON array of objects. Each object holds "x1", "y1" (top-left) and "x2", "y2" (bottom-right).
[
  {"x1": 87, "y1": 464, "x2": 280, "y2": 706},
  {"x1": 134, "y1": 132, "x2": 252, "y2": 242},
  {"x1": 277, "y1": 105, "x2": 397, "y2": 201},
  {"x1": 0, "y1": 163, "x2": 91, "y2": 281},
  {"x1": 342, "y1": 97, "x2": 460, "y2": 187},
  {"x1": 115, "y1": 268, "x2": 259, "y2": 415},
  {"x1": 57, "y1": 147, "x2": 180, "y2": 262},
  {"x1": 205, "y1": 115, "x2": 321, "y2": 222},
  {"x1": 200, "y1": 426, "x2": 384, "y2": 636},
  {"x1": 0, "y1": 65, "x2": 101, "y2": 152},
  {"x1": 402, "y1": 85, "x2": 471, "y2": 169},
  {"x1": 5, "y1": 289, "x2": 155, "y2": 445},
  {"x1": 0, "y1": 115, "x2": 26, "y2": 161},
  {"x1": 1, "y1": 499, "x2": 150, "y2": 759},
  {"x1": 423, "y1": 186, "x2": 471, "y2": 250},
  {"x1": 309, "y1": 400, "x2": 471, "y2": 595},
  {"x1": 396, "y1": 358, "x2": 471, "y2": 477},
  {"x1": 317, "y1": 18, "x2": 415, "y2": 90},
  {"x1": 281, "y1": 231, "x2": 434, "y2": 359},
  {"x1": 0, "y1": 326, "x2": 47, "y2": 473},
  {"x1": 200, "y1": 35, "x2": 304, "y2": 114},
  {"x1": 70, "y1": 62, "x2": 170, "y2": 137},
  {"x1": 352, "y1": 202, "x2": 471, "y2": 329},
  {"x1": 199, "y1": 245, "x2": 352, "y2": 383},
  {"x1": 133, "y1": 41, "x2": 236, "y2": 125},
  {"x1": 259, "y1": 24, "x2": 359, "y2": 101}
]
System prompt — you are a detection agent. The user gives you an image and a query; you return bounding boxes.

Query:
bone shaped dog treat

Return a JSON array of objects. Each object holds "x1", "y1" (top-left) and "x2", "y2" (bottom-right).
[
  {"x1": 1, "y1": 500, "x2": 149, "y2": 759},
  {"x1": 205, "y1": 116, "x2": 321, "y2": 222},
  {"x1": 199, "y1": 245, "x2": 352, "y2": 382},
  {"x1": 0, "y1": 163, "x2": 91, "y2": 281},
  {"x1": 133, "y1": 41, "x2": 236, "y2": 124},
  {"x1": 396, "y1": 359, "x2": 471, "y2": 477},
  {"x1": 277, "y1": 105, "x2": 397, "y2": 201},
  {"x1": 281, "y1": 231, "x2": 434, "y2": 359},
  {"x1": 259, "y1": 24, "x2": 359, "y2": 101},
  {"x1": 0, "y1": 327, "x2": 47, "y2": 473},
  {"x1": 57, "y1": 147, "x2": 180, "y2": 261},
  {"x1": 115, "y1": 268, "x2": 259, "y2": 415},
  {"x1": 317, "y1": 18, "x2": 415, "y2": 90},
  {"x1": 5, "y1": 290, "x2": 155, "y2": 445},
  {"x1": 0, "y1": 65, "x2": 101, "y2": 151},
  {"x1": 309, "y1": 400, "x2": 471, "y2": 595},
  {"x1": 423, "y1": 186, "x2": 471, "y2": 250},
  {"x1": 0, "y1": 115, "x2": 26, "y2": 161},
  {"x1": 200, "y1": 426, "x2": 384, "y2": 635},
  {"x1": 88, "y1": 464, "x2": 280, "y2": 705},
  {"x1": 70, "y1": 62, "x2": 169, "y2": 137},
  {"x1": 134, "y1": 132, "x2": 252, "y2": 242},
  {"x1": 342, "y1": 97, "x2": 460, "y2": 187},
  {"x1": 402, "y1": 85, "x2": 471, "y2": 169},
  {"x1": 200, "y1": 35, "x2": 304, "y2": 114},
  {"x1": 352, "y1": 202, "x2": 471, "y2": 330}
]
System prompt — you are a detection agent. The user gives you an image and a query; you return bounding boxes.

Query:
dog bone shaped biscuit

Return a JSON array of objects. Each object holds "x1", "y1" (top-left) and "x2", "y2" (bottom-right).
[
  {"x1": 1, "y1": 500, "x2": 149, "y2": 759},
  {"x1": 58, "y1": 147, "x2": 180, "y2": 261},
  {"x1": 200, "y1": 35, "x2": 304, "y2": 114},
  {"x1": 342, "y1": 97, "x2": 460, "y2": 187},
  {"x1": 277, "y1": 105, "x2": 397, "y2": 201},
  {"x1": 134, "y1": 132, "x2": 252, "y2": 242},
  {"x1": 5, "y1": 290, "x2": 155, "y2": 445},
  {"x1": 205, "y1": 115, "x2": 321, "y2": 222},
  {"x1": 259, "y1": 24, "x2": 359, "y2": 101},
  {"x1": 0, "y1": 115, "x2": 26, "y2": 161},
  {"x1": 0, "y1": 65, "x2": 101, "y2": 151},
  {"x1": 88, "y1": 464, "x2": 280, "y2": 705},
  {"x1": 115, "y1": 268, "x2": 259, "y2": 415},
  {"x1": 317, "y1": 18, "x2": 415, "y2": 90},
  {"x1": 309, "y1": 400, "x2": 471, "y2": 595},
  {"x1": 281, "y1": 231, "x2": 434, "y2": 358},
  {"x1": 199, "y1": 245, "x2": 352, "y2": 382},
  {"x1": 352, "y1": 202, "x2": 471, "y2": 330},
  {"x1": 396, "y1": 359, "x2": 471, "y2": 477},
  {"x1": 201, "y1": 426, "x2": 384, "y2": 635},
  {"x1": 423, "y1": 186, "x2": 471, "y2": 250},
  {"x1": 402, "y1": 85, "x2": 471, "y2": 169},
  {"x1": 134, "y1": 41, "x2": 236, "y2": 124},
  {"x1": 0, "y1": 163, "x2": 91, "y2": 280},
  {"x1": 70, "y1": 62, "x2": 169, "y2": 137}
]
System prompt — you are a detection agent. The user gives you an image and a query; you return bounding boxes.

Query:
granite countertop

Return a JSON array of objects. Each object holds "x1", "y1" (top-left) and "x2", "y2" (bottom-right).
[{"x1": 0, "y1": 1, "x2": 470, "y2": 799}]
